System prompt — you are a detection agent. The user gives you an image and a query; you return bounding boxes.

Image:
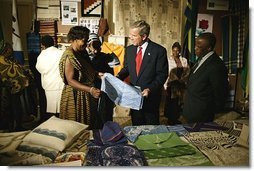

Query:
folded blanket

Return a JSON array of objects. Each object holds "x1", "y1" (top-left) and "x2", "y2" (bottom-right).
[{"x1": 0, "y1": 131, "x2": 30, "y2": 153}]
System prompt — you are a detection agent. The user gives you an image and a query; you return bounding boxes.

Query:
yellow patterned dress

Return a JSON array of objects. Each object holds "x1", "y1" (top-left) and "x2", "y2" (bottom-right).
[{"x1": 59, "y1": 48, "x2": 100, "y2": 129}]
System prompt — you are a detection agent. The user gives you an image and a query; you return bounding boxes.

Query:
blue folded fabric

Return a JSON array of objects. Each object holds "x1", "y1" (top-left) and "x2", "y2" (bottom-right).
[
  {"x1": 101, "y1": 73, "x2": 144, "y2": 110},
  {"x1": 93, "y1": 121, "x2": 127, "y2": 146}
]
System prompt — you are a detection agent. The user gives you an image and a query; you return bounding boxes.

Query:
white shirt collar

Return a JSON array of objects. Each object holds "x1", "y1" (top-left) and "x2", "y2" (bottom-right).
[{"x1": 193, "y1": 51, "x2": 214, "y2": 73}]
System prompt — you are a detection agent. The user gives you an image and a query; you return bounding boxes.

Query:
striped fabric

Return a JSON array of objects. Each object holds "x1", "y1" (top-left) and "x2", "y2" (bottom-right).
[
  {"x1": 241, "y1": 33, "x2": 249, "y2": 97},
  {"x1": 39, "y1": 20, "x2": 57, "y2": 44},
  {"x1": 230, "y1": 0, "x2": 249, "y2": 97},
  {"x1": 182, "y1": 0, "x2": 199, "y2": 64},
  {"x1": 222, "y1": 0, "x2": 248, "y2": 74},
  {"x1": 230, "y1": 0, "x2": 248, "y2": 69},
  {"x1": 221, "y1": 15, "x2": 239, "y2": 74},
  {"x1": 26, "y1": 32, "x2": 41, "y2": 54}
]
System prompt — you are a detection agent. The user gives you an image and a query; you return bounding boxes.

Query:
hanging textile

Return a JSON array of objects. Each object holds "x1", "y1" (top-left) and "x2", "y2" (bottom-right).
[
  {"x1": 230, "y1": 0, "x2": 248, "y2": 69},
  {"x1": 221, "y1": 15, "x2": 239, "y2": 74},
  {"x1": 101, "y1": 42, "x2": 125, "y2": 76},
  {"x1": 182, "y1": 0, "x2": 199, "y2": 65}
]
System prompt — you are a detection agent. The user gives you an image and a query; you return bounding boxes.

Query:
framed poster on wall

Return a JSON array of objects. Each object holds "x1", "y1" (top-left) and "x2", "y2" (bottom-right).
[
  {"x1": 61, "y1": 1, "x2": 78, "y2": 25},
  {"x1": 81, "y1": 0, "x2": 104, "y2": 17},
  {"x1": 195, "y1": 13, "x2": 213, "y2": 37}
]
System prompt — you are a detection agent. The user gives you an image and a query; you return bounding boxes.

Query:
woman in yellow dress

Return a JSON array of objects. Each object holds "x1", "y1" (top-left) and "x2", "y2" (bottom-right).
[{"x1": 59, "y1": 26, "x2": 102, "y2": 129}]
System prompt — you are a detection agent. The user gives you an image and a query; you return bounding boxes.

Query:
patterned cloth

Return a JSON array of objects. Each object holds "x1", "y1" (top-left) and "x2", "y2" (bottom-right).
[
  {"x1": 85, "y1": 144, "x2": 147, "y2": 166},
  {"x1": 0, "y1": 42, "x2": 28, "y2": 94},
  {"x1": 101, "y1": 42, "x2": 125, "y2": 76},
  {"x1": 215, "y1": 120, "x2": 248, "y2": 137},
  {"x1": 101, "y1": 73, "x2": 144, "y2": 110},
  {"x1": 230, "y1": 0, "x2": 248, "y2": 69},
  {"x1": 59, "y1": 48, "x2": 99, "y2": 129},
  {"x1": 63, "y1": 130, "x2": 90, "y2": 152},
  {"x1": 166, "y1": 125, "x2": 189, "y2": 136},
  {"x1": 146, "y1": 146, "x2": 213, "y2": 166},
  {"x1": 92, "y1": 121, "x2": 127, "y2": 146},
  {"x1": 123, "y1": 125, "x2": 169, "y2": 143},
  {"x1": 222, "y1": 0, "x2": 248, "y2": 73},
  {"x1": 184, "y1": 130, "x2": 249, "y2": 166},
  {"x1": 134, "y1": 132, "x2": 189, "y2": 150},
  {"x1": 222, "y1": 15, "x2": 239, "y2": 74},
  {"x1": 0, "y1": 43, "x2": 30, "y2": 130},
  {"x1": 0, "y1": 150, "x2": 48, "y2": 166},
  {"x1": 182, "y1": 122, "x2": 228, "y2": 133},
  {"x1": 0, "y1": 55, "x2": 27, "y2": 94},
  {"x1": 134, "y1": 132, "x2": 198, "y2": 163},
  {"x1": 163, "y1": 56, "x2": 188, "y2": 90},
  {"x1": 26, "y1": 32, "x2": 41, "y2": 54},
  {"x1": 143, "y1": 145, "x2": 196, "y2": 159}
]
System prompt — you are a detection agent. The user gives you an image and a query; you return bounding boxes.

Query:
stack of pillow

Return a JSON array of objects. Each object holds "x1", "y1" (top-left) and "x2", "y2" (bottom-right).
[{"x1": 17, "y1": 116, "x2": 88, "y2": 163}]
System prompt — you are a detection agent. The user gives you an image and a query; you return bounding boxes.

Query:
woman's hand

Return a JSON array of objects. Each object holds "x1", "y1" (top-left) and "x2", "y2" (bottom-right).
[
  {"x1": 90, "y1": 87, "x2": 101, "y2": 98},
  {"x1": 98, "y1": 72, "x2": 104, "y2": 79}
]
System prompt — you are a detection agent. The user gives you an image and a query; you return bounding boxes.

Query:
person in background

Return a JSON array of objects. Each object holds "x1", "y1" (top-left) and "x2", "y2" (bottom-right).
[
  {"x1": 117, "y1": 20, "x2": 168, "y2": 126},
  {"x1": 36, "y1": 35, "x2": 64, "y2": 122},
  {"x1": 26, "y1": 31, "x2": 44, "y2": 119},
  {"x1": 87, "y1": 33, "x2": 120, "y2": 128},
  {"x1": 163, "y1": 42, "x2": 189, "y2": 125},
  {"x1": 182, "y1": 32, "x2": 229, "y2": 123},
  {"x1": 0, "y1": 42, "x2": 29, "y2": 131},
  {"x1": 59, "y1": 26, "x2": 102, "y2": 130}
]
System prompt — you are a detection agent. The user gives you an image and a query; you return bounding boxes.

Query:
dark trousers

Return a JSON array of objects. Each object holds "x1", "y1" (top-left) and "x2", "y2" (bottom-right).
[
  {"x1": 0, "y1": 87, "x2": 24, "y2": 131},
  {"x1": 164, "y1": 97, "x2": 181, "y2": 124},
  {"x1": 96, "y1": 93, "x2": 114, "y2": 129},
  {"x1": 130, "y1": 109, "x2": 160, "y2": 126}
]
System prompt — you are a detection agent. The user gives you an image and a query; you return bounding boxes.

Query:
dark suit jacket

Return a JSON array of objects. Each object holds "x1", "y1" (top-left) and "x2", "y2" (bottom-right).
[
  {"x1": 183, "y1": 52, "x2": 229, "y2": 123},
  {"x1": 117, "y1": 40, "x2": 168, "y2": 113}
]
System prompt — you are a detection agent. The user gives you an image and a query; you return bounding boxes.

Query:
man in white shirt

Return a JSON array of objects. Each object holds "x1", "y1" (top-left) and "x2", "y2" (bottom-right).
[{"x1": 36, "y1": 35, "x2": 64, "y2": 122}]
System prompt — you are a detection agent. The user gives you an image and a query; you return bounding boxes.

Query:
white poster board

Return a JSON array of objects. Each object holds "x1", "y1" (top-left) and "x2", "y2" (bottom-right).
[
  {"x1": 79, "y1": 17, "x2": 100, "y2": 34},
  {"x1": 61, "y1": 1, "x2": 78, "y2": 25}
]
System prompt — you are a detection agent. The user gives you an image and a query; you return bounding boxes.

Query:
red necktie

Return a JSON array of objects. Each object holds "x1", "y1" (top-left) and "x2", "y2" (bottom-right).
[{"x1": 135, "y1": 47, "x2": 143, "y2": 75}]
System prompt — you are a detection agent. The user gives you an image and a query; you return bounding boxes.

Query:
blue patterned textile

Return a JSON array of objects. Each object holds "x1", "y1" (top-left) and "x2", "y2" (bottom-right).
[{"x1": 85, "y1": 144, "x2": 147, "y2": 166}]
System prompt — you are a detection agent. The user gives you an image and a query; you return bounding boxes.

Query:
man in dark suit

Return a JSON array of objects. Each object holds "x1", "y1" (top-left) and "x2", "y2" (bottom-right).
[
  {"x1": 117, "y1": 20, "x2": 168, "y2": 125},
  {"x1": 182, "y1": 32, "x2": 229, "y2": 123}
]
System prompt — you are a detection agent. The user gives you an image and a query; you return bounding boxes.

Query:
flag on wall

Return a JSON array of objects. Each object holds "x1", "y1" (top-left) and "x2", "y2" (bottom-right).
[
  {"x1": 182, "y1": 0, "x2": 199, "y2": 65},
  {"x1": 12, "y1": 0, "x2": 24, "y2": 65}
]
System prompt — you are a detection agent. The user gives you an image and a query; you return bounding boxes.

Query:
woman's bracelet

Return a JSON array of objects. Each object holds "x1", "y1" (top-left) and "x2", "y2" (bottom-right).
[{"x1": 89, "y1": 87, "x2": 94, "y2": 95}]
